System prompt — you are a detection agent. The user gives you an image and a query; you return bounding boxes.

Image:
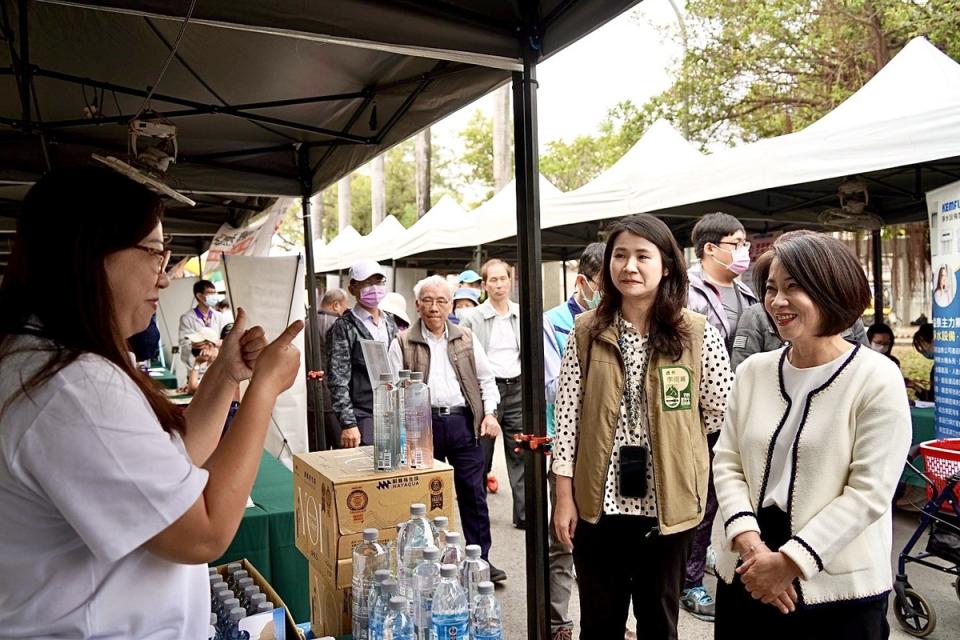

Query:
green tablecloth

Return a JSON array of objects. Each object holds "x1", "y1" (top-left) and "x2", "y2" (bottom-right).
[
  {"x1": 213, "y1": 452, "x2": 308, "y2": 622},
  {"x1": 148, "y1": 368, "x2": 178, "y2": 390},
  {"x1": 903, "y1": 407, "x2": 935, "y2": 488}
]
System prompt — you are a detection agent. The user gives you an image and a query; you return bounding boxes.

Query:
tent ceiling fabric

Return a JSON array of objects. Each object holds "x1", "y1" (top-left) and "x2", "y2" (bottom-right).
[{"x1": 0, "y1": 0, "x2": 641, "y2": 265}]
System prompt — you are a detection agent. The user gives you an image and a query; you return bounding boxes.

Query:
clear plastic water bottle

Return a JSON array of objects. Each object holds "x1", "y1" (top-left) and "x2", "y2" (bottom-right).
[
  {"x1": 387, "y1": 522, "x2": 404, "y2": 579},
  {"x1": 255, "y1": 602, "x2": 274, "y2": 615},
  {"x1": 397, "y1": 370, "x2": 411, "y2": 467},
  {"x1": 241, "y1": 585, "x2": 260, "y2": 609},
  {"x1": 470, "y1": 581, "x2": 503, "y2": 640},
  {"x1": 234, "y1": 577, "x2": 254, "y2": 597},
  {"x1": 374, "y1": 373, "x2": 400, "y2": 471},
  {"x1": 225, "y1": 562, "x2": 242, "y2": 575},
  {"x1": 431, "y1": 564, "x2": 469, "y2": 640},
  {"x1": 214, "y1": 591, "x2": 234, "y2": 622},
  {"x1": 440, "y1": 531, "x2": 465, "y2": 574},
  {"x1": 220, "y1": 597, "x2": 241, "y2": 625},
  {"x1": 383, "y1": 596, "x2": 415, "y2": 640},
  {"x1": 412, "y1": 546, "x2": 441, "y2": 640},
  {"x1": 431, "y1": 516, "x2": 449, "y2": 548},
  {"x1": 462, "y1": 544, "x2": 490, "y2": 615},
  {"x1": 398, "y1": 504, "x2": 436, "y2": 600},
  {"x1": 405, "y1": 372, "x2": 434, "y2": 469},
  {"x1": 224, "y1": 606, "x2": 250, "y2": 640},
  {"x1": 227, "y1": 569, "x2": 249, "y2": 589},
  {"x1": 208, "y1": 612, "x2": 218, "y2": 640},
  {"x1": 353, "y1": 528, "x2": 389, "y2": 640},
  {"x1": 211, "y1": 581, "x2": 229, "y2": 607},
  {"x1": 370, "y1": 579, "x2": 399, "y2": 639}
]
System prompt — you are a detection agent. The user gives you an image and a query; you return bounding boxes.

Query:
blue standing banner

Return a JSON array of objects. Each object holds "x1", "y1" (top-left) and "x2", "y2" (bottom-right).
[{"x1": 927, "y1": 180, "x2": 960, "y2": 438}]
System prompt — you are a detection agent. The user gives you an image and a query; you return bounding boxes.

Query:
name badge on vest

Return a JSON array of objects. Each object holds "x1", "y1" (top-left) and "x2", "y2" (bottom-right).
[{"x1": 658, "y1": 365, "x2": 693, "y2": 411}]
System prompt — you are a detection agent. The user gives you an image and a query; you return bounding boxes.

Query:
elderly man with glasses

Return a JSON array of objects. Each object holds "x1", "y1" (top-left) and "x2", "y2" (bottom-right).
[{"x1": 387, "y1": 275, "x2": 507, "y2": 583}]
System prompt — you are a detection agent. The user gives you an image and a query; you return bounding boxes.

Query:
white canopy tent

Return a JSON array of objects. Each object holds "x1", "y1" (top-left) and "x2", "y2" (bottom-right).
[
  {"x1": 313, "y1": 224, "x2": 362, "y2": 272},
  {"x1": 390, "y1": 195, "x2": 471, "y2": 259},
  {"x1": 470, "y1": 175, "x2": 563, "y2": 246},
  {"x1": 325, "y1": 214, "x2": 408, "y2": 269}
]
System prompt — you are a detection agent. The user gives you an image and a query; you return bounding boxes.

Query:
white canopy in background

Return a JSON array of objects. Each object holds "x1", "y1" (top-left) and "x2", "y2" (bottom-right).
[
  {"x1": 319, "y1": 214, "x2": 408, "y2": 271},
  {"x1": 607, "y1": 37, "x2": 960, "y2": 226},
  {"x1": 470, "y1": 175, "x2": 563, "y2": 246},
  {"x1": 313, "y1": 225, "x2": 362, "y2": 272},
  {"x1": 543, "y1": 119, "x2": 703, "y2": 228},
  {"x1": 391, "y1": 195, "x2": 471, "y2": 257}
]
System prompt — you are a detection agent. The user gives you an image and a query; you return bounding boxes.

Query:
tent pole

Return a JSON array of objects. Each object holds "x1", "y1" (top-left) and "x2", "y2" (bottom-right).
[
  {"x1": 872, "y1": 229, "x2": 883, "y2": 324},
  {"x1": 561, "y1": 251, "x2": 568, "y2": 300},
  {"x1": 513, "y1": 32, "x2": 550, "y2": 640},
  {"x1": 299, "y1": 146, "x2": 326, "y2": 451}
]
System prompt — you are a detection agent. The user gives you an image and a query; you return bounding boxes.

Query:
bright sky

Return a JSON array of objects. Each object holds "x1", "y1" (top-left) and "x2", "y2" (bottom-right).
[{"x1": 431, "y1": 0, "x2": 683, "y2": 150}]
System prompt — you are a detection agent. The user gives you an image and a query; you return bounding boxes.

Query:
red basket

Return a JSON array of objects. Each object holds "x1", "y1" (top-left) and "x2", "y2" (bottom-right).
[{"x1": 919, "y1": 438, "x2": 960, "y2": 505}]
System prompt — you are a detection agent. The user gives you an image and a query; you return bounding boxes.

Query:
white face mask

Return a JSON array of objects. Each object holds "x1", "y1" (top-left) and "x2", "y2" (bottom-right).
[{"x1": 204, "y1": 294, "x2": 220, "y2": 307}]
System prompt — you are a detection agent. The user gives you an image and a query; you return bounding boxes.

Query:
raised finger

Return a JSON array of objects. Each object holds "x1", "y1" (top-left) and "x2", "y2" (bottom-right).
[
  {"x1": 232, "y1": 307, "x2": 247, "y2": 334},
  {"x1": 274, "y1": 320, "x2": 304, "y2": 345}
]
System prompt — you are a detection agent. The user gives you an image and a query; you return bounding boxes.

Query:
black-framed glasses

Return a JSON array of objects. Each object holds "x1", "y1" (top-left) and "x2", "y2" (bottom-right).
[
  {"x1": 716, "y1": 240, "x2": 751, "y2": 251},
  {"x1": 133, "y1": 245, "x2": 172, "y2": 274}
]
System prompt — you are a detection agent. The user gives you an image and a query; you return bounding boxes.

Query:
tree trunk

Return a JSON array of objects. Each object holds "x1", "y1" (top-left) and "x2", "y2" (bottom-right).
[
  {"x1": 309, "y1": 192, "x2": 325, "y2": 243},
  {"x1": 415, "y1": 128, "x2": 431, "y2": 218},
  {"x1": 371, "y1": 155, "x2": 386, "y2": 227},
  {"x1": 493, "y1": 86, "x2": 511, "y2": 190},
  {"x1": 337, "y1": 176, "x2": 351, "y2": 231}
]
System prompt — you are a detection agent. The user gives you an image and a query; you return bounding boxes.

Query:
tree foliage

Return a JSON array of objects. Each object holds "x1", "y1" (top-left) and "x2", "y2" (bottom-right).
[{"x1": 643, "y1": 0, "x2": 960, "y2": 146}]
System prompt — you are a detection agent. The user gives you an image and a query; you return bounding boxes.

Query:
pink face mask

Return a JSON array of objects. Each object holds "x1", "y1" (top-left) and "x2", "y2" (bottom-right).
[
  {"x1": 714, "y1": 245, "x2": 751, "y2": 275},
  {"x1": 359, "y1": 284, "x2": 387, "y2": 308}
]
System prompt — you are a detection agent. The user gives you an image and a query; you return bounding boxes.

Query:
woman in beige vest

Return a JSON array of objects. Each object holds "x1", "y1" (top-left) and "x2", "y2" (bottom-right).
[{"x1": 551, "y1": 214, "x2": 733, "y2": 639}]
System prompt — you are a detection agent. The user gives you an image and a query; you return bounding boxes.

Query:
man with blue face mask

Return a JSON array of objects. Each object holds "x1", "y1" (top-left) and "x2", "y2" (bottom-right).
[
  {"x1": 177, "y1": 279, "x2": 226, "y2": 370},
  {"x1": 542, "y1": 241, "x2": 605, "y2": 640},
  {"x1": 327, "y1": 260, "x2": 399, "y2": 448}
]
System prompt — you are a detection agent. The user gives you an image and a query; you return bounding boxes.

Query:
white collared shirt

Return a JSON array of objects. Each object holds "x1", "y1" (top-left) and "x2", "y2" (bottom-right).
[
  {"x1": 352, "y1": 304, "x2": 390, "y2": 344},
  {"x1": 388, "y1": 324, "x2": 500, "y2": 415},
  {"x1": 486, "y1": 312, "x2": 521, "y2": 378}
]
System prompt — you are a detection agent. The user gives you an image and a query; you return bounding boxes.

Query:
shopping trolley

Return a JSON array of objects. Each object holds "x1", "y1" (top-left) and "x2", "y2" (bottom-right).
[{"x1": 893, "y1": 438, "x2": 960, "y2": 637}]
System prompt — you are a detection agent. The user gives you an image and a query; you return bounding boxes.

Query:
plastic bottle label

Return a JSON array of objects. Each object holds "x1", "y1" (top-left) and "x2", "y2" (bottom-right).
[
  {"x1": 472, "y1": 630, "x2": 503, "y2": 640},
  {"x1": 432, "y1": 614, "x2": 469, "y2": 639}
]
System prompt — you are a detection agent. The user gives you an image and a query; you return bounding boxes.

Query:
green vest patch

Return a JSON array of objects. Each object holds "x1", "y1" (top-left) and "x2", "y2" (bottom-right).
[{"x1": 659, "y1": 365, "x2": 693, "y2": 411}]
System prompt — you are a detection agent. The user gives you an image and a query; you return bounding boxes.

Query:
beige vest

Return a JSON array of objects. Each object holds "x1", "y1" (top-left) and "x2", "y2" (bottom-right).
[
  {"x1": 397, "y1": 320, "x2": 485, "y2": 435},
  {"x1": 573, "y1": 308, "x2": 709, "y2": 535}
]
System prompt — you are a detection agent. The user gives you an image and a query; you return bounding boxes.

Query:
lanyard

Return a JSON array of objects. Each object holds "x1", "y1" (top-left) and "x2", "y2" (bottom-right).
[{"x1": 194, "y1": 307, "x2": 212, "y2": 326}]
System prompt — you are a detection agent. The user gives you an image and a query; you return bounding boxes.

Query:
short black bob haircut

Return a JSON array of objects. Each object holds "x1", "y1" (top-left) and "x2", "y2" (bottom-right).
[{"x1": 752, "y1": 233, "x2": 870, "y2": 337}]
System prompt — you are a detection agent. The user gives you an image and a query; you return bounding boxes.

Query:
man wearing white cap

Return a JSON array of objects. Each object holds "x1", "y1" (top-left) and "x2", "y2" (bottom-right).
[{"x1": 326, "y1": 260, "x2": 399, "y2": 448}]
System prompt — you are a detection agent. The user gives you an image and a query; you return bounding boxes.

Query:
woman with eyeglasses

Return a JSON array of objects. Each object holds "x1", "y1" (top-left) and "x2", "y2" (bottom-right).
[{"x1": 0, "y1": 167, "x2": 303, "y2": 637}]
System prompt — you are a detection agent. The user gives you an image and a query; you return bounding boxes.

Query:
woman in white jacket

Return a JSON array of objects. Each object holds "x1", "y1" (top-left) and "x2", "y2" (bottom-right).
[{"x1": 712, "y1": 233, "x2": 911, "y2": 639}]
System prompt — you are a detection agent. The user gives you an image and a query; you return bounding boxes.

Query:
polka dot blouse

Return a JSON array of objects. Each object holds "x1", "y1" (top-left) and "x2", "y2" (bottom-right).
[{"x1": 551, "y1": 314, "x2": 733, "y2": 517}]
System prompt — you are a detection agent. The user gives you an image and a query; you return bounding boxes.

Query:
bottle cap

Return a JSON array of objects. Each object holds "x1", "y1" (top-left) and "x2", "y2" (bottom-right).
[
  {"x1": 237, "y1": 577, "x2": 254, "y2": 590},
  {"x1": 228, "y1": 606, "x2": 246, "y2": 622},
  {"x1": 249, "y1": 593, "x2": 267, "y2": 605},
  {"x1": 223, "y1": 597, "x2": 240, "y2": 611},
  {"x1": 465, "y1": 544, "x2": 481, "y2": 558},
  {"x1": 216, "y1": 589, "x2": 233, "y2": 603},
  {"x1": 211, "y1": 580, "x2": 228, "y2": 593},
  {"x1": 389, "y1": 596, "x2": 406, "y2": 611},
  {"x1": 381, "y1": 579, "x2": 398, "y2": 595},
  {"x1": 226, "y1": 562, "x2": 242, "y2": 573},
  {"x1": 410, "y1": 503, "x2": 426, "y2": 516},
  {"x1": 423, "y1": 546, "x2": 440, "y2": 561},
  {"x1": 243, "y1": 585, "x2": 260, "y2": 598},
  {"x1": 478, "y1": 581, "x2": 495, "y2": 595},
  {"x1": 445, "y1": 532, "x2": 461, "y2": 544},
  {"x1": 379, "y1": 372, "x2": 394, "y2": 382},
  {"x1": 440, "y1": 564, "x2": 458, "y2": 578},
  {"x1": 210, "y1": 612, "x2": 218, "y2": 624},
  {"x1": 363, "y1": 528, "x2": 379, "y2": 542},
  {"x1": 410, "y1": 371, "x2": 424, "y2": 381},
  {"x1": 374, "y1": 569, "x2": 392, "y2": 582},
  {"x1": 209, "y1": 573, "x2": 221, "y2": 585},
  {"x1": 433, "y1": 516, "x2": 448, "y2": 527},
  {"x1": 398, "y1": 370, "x2": 411, "y2": 379},
  {"x1": 256, "y1": 601, "x2": 275, "y2": 613}
]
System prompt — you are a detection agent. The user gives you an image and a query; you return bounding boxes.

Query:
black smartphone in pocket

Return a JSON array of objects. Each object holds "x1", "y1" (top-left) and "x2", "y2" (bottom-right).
[{"x1": 619, "y1": 445, "x2": 648, "y2": 498}]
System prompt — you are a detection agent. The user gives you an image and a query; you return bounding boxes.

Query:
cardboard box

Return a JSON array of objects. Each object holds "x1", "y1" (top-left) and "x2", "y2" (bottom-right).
[
  {"x1": 294, "y1": 446, "x2": 455, "y2": 589},
  {"x1": 214, "y1": 558, "x2": 303, "y2": 639},
  {"x1": 309, "y1": 562, "x2": 352, "y2": 638}
]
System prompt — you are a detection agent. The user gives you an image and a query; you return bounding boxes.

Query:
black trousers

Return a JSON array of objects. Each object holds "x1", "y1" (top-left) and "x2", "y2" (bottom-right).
[
  {"x1": 715, "y1": 506, "x2": 890, "y2": 640},
  {"x1": 573, "y1": 514, "x2": 693, "y2": 640}
]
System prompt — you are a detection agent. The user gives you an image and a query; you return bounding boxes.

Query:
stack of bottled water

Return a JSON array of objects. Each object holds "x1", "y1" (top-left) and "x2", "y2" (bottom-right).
[
  {"x1": 353, "y1": 528, "x2": 389, "y2": 640},
  {"x1": 372, "y1": 369, "x2": 434, "y2": 473},
  {"x1": 461, "y1": 545, "x2": 490, "y2": 616},
  {"x1": 471, "y1": 582, "x2": 503, "y2": 639},
  {"x1": 397, "y1": 504, "x2": 437, "y2": 601},
  {"x1": 396, "y1": 370, "x2": 411, "y2": 467},
  {"x1": 411, "y1": 546, "x2": 441, "y2": 639},
  {"x1": 370, "y1": 579, "x2": 399, "y2": 639},
  {"x1": 384, "y1": 596, "x2": 416, "y2": 640}
]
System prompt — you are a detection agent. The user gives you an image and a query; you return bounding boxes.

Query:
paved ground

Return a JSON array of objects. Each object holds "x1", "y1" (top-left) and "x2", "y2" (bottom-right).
[{"x1": 475, "y1": 446, "x2": 959, "y2": 639}]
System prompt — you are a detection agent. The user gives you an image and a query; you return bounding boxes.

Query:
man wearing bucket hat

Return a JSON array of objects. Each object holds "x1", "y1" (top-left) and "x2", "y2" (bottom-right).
[{"x1": 326, "y1": 260, "x2": 399, "y2": 448}]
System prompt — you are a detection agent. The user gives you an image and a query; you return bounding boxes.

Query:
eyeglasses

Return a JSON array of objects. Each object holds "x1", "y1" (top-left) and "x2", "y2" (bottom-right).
[
  {"x1": 133, "y1": 245, "x2": 172, "y2": 274},
  {"x1": 716, "y1": 240, "x2": 751, "y2": 251},
  {"x1": 419, "y1": 297, "x2": 450, "y2": 307}
]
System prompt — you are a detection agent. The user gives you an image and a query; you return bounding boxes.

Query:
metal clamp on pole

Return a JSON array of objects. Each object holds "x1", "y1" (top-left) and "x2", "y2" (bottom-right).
[{"x1": 511, "y1": 433, "x2": 553, "y2": 456}]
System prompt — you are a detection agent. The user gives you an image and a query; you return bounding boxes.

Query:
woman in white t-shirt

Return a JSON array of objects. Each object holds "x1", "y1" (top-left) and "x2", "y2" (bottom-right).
[
  {"x1": 711, "y1": 234, "x2": 911, "y2": 639},
  {"x1": 0, "y1": 167, "x2": 303, "y2": 639}
]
